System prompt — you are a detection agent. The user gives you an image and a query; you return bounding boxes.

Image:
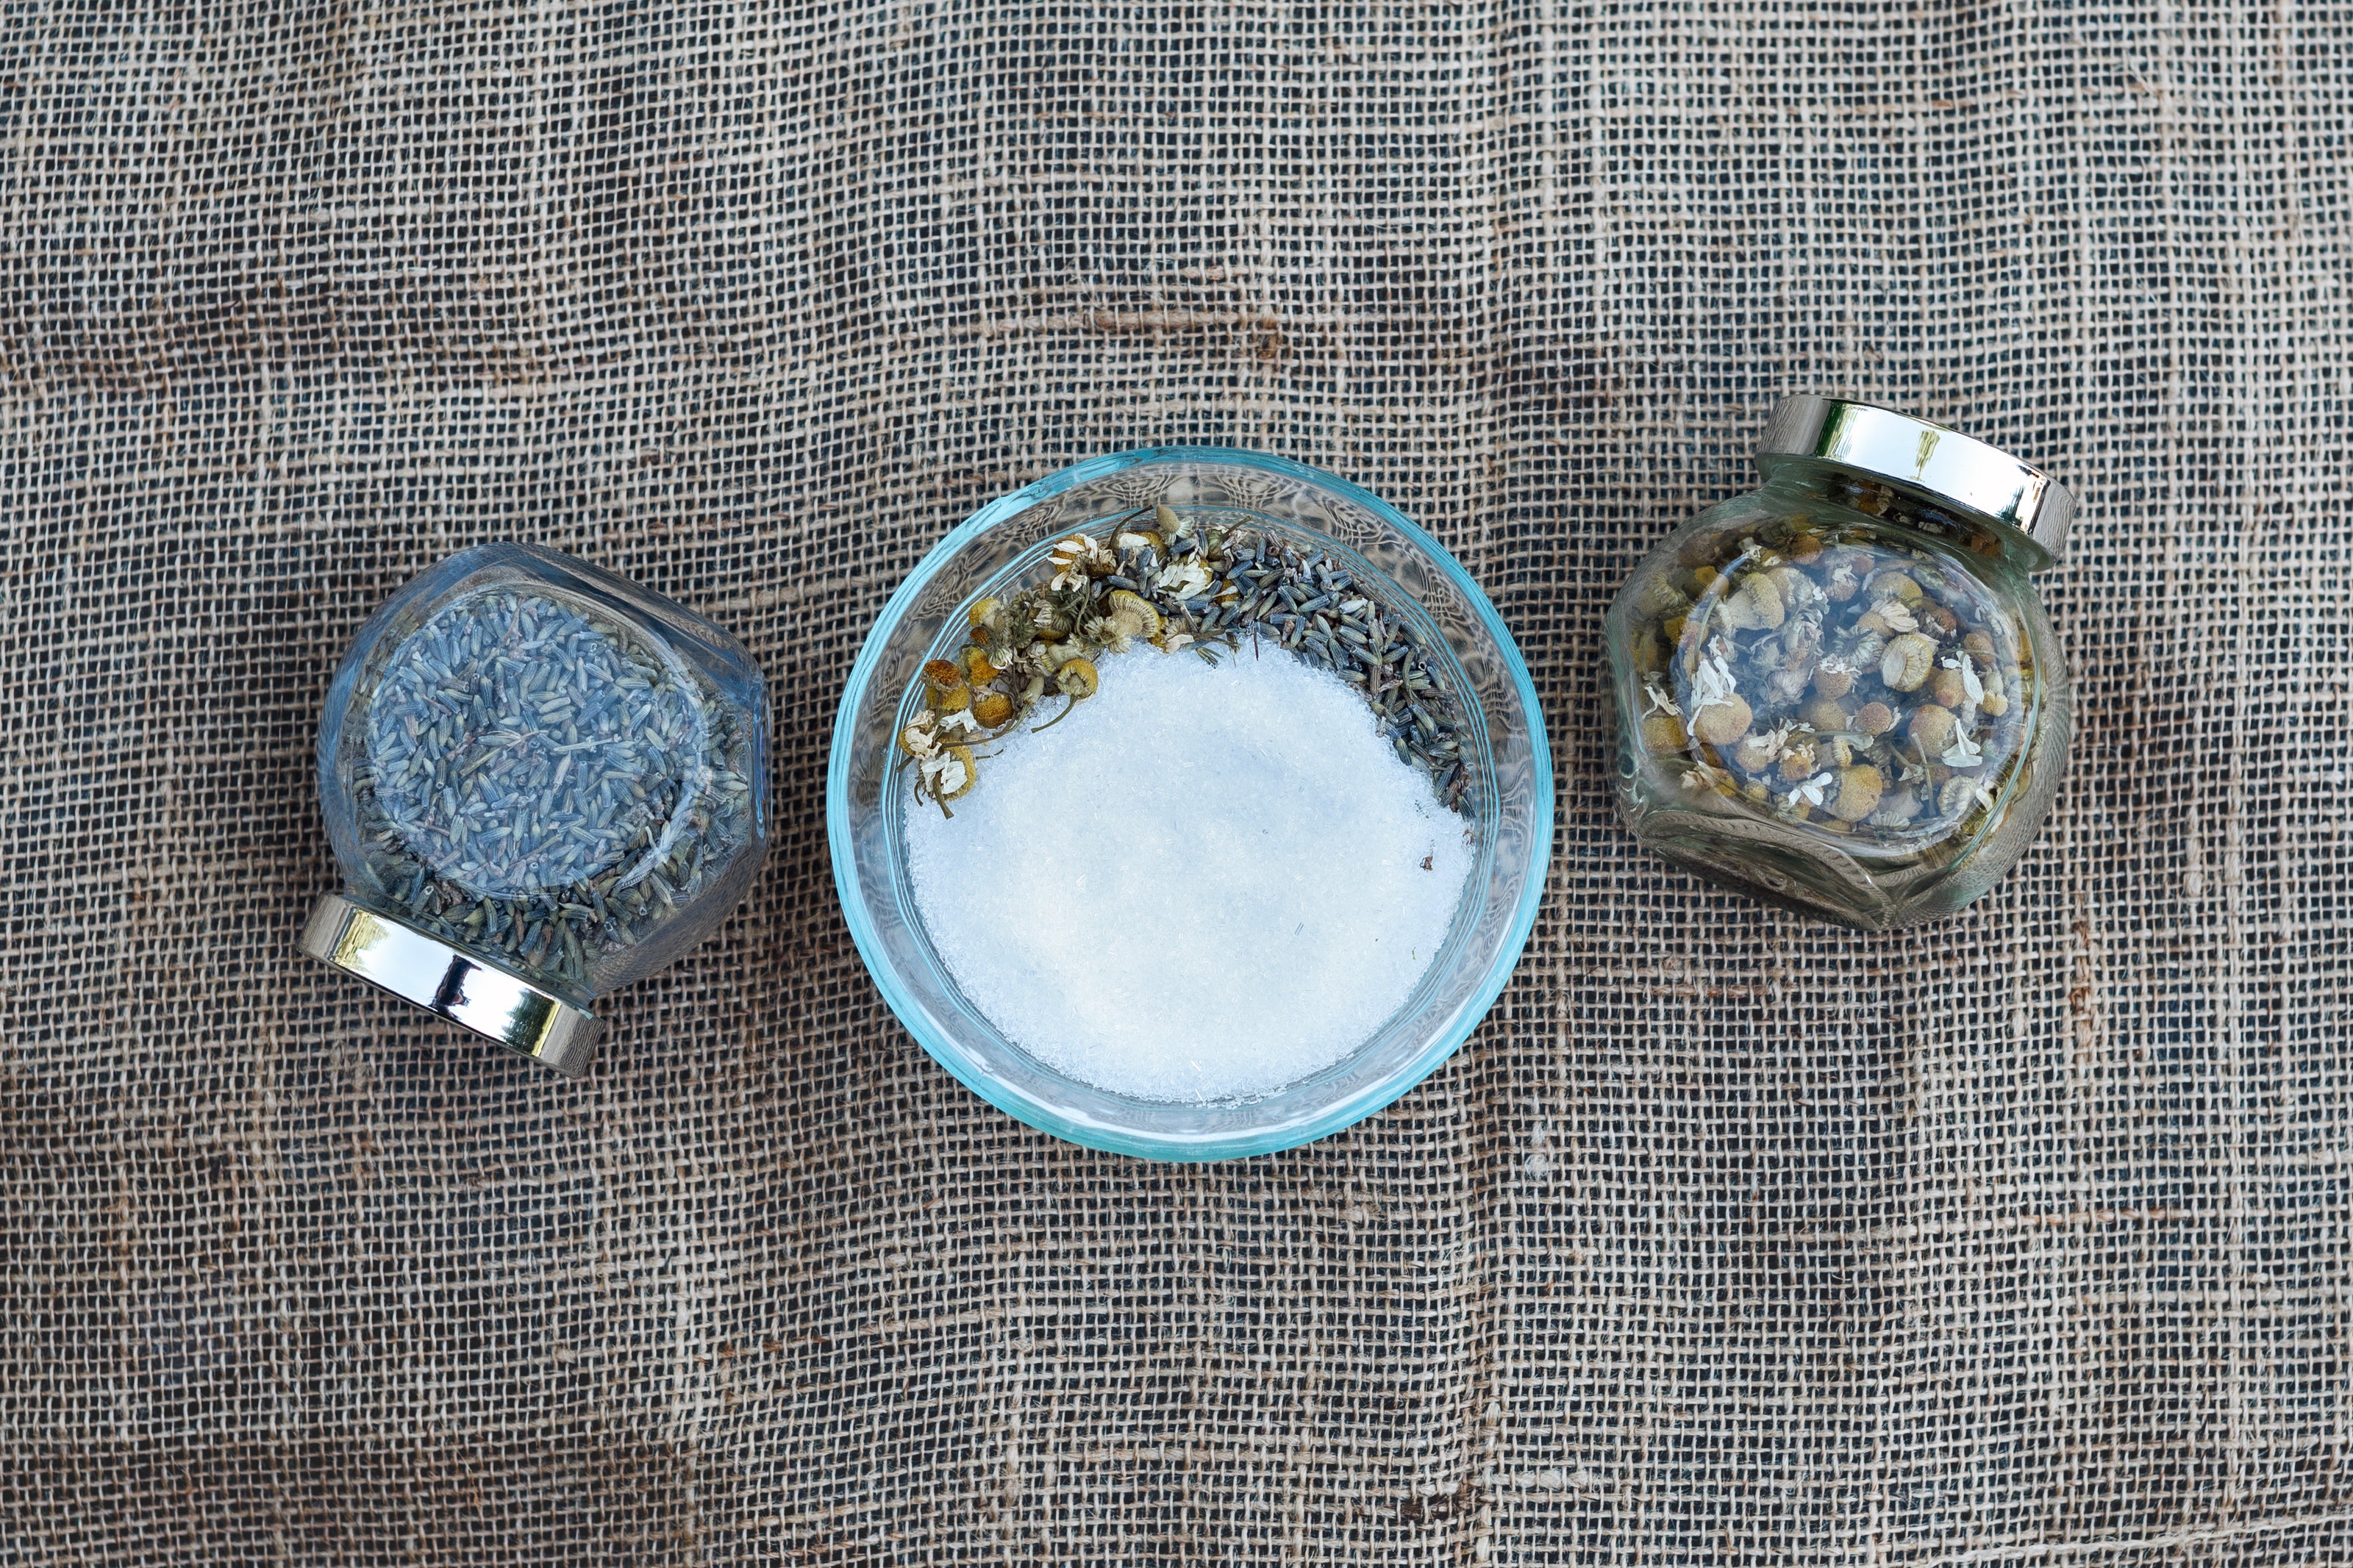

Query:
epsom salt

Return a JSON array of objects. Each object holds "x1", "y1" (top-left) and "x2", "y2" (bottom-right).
[{"x1": 904, "y1": 645, "x2": 1473, "y2": 1102}]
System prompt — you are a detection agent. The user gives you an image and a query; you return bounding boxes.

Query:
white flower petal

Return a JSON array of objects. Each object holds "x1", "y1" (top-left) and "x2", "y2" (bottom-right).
[{"x1": 1692, "y1": 654, "x2": 1741, "y2": 712}]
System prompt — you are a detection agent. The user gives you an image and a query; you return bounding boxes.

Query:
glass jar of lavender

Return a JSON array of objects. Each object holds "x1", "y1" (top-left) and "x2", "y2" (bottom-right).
[
  {"x1": 302, "y1": 543, "x2": 768, "y2": 1075},
  {"x1": 1605, "y1": 395, "x2": 2076, "y2": 930}
]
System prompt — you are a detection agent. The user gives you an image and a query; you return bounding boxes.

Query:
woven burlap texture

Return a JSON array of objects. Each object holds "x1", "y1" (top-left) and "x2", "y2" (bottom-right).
[{"x1": 5, "y1": 1, "x2": 2348, "y2": 1562}]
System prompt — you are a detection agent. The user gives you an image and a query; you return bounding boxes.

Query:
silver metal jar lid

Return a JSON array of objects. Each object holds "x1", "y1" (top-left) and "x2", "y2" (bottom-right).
[
  {"x1": 300, "y1": 892, "x2": 604, "y2": 1078},
  {"x1": 1755, "y1": 394, "x2": 2078, "y2": 566}
]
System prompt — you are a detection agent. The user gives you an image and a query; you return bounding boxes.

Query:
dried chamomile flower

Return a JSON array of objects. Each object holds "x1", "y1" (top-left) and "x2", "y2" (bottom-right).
[
  {"x1": 1048, "y1": 534, "x2": 1111, "y2": 589},
  {"x1": 1822, "y1": 554, "x2": 1863, "y2": 601},
  {"x1": 921, "y1": 744, "x2": 977, "y2": 803},
  {"x1": 1721, "y1": 573, "x2": 1786, "y2": 631},
  {"x1": 1777, "y1": 740, "x2": 1821, "y2": 782},
  {"x1": 1082, "y1": 615, "x2": 1132, "y2": 656},
  {"x1": 1686, "y1": 653, "x2": 1753, "y2": 746},
  {"x1": 1871, "y1": 571, "x2": 1924, "y2": 604},
  {"x1": 1692, "y1": 697, "x2": 1751, "y2": 747},
  {"x1": 1868, "y1": 787, "x2": 1924, "y2": 828},
  {"x1": 1802, "y1": 697, "x2": 1850, "y2": 733},
  {"x1": 1859, "y1": 598, "x2": 1918, "y2": 636},
  {"x1": 1908, "y1": 704, "x2": 1959, "y2": 755},
  {"x1": 1104, "y1": 588, "x2": 1162, "y2": 642},
  {"x1": 1641, "y1": 713, "x2": 1688, "y2": 751},
  {"x1": 901, "y1": 714, "x2": 941, "y2": 758},
  {"x1": 1156, "y1": 558, "x2": 1213, "y2": 601},
  {"x1": 1939, "y1": 775, "x2": 1995, "y2": 817},
  {"x1": 1733, "y1": 728, "x2": 1785, "y2": 773},
  {"x1": 1830, "y1": 765, "x2": 1885, "y2": 823},
  {"x1": 1879, "y1": 633, "x2": 1937, "y2": 692},
  {"x1": 1785, "y1": 772, "x2": 1832, "y2": 811},
  {"x1": 923, "y1": 659, "x2": 971, "y2": 712},
  {"x1": 1634, "y1": 575, "x2": 1692, "y2": 620}
]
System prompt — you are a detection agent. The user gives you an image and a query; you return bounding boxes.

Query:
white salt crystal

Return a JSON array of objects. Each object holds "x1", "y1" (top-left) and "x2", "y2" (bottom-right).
[{"x1": 904, "y1": 645, "x2": 1474, "y2": 1103}]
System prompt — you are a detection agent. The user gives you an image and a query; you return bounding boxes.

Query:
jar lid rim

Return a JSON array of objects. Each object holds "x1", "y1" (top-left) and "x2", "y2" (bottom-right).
[
  {"x1": 300, "y1": 892, "x2": 602, "y2": 1076},
  {"x1": 1755, "y1": 395, "x2": 2077, "y2": 566}
]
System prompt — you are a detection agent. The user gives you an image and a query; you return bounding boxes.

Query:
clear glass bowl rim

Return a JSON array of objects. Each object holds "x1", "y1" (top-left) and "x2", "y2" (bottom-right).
[{"x1": 825, "y1": 445, "x2": 1554, "y2": 1161}]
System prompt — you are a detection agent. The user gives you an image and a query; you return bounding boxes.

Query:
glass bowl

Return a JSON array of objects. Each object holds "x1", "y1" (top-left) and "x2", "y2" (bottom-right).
[{"x1": 826, "y1": 448, "x2": 1552, "y2": 1161}]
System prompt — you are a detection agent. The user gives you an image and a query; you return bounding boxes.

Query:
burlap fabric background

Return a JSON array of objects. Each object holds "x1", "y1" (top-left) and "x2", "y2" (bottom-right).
[{"x1": 6, "y1": 1, "x2": 2349, "y2": 1562}]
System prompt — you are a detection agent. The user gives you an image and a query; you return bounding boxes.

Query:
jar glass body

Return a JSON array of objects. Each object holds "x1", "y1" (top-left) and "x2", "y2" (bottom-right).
[
  {"x1": 314, "y1": 543, "x2": 769, "y2": 1036},
  {"x1": 1604, "y1": 466, "x2": 2070, "y2": 929}
]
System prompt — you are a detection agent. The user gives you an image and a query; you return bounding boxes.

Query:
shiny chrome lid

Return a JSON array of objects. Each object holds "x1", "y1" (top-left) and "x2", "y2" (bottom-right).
[
  {"x1": 1755, "y1": 394, "x2": 2077, "y2": 567},
  {"x1": 300, "y1": 892, "x2": 603, "y2": 1078}
]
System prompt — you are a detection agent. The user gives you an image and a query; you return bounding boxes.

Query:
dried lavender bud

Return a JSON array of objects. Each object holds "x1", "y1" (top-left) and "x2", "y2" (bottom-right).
[{"x1": 354, "y1": 584, "x2": 757, "y2": 998}]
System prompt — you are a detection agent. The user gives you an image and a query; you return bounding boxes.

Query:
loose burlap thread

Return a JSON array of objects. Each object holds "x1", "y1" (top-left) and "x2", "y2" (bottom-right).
[{"x1": 4, "y1": 1, "x2": 2349, "y2": 1562}]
